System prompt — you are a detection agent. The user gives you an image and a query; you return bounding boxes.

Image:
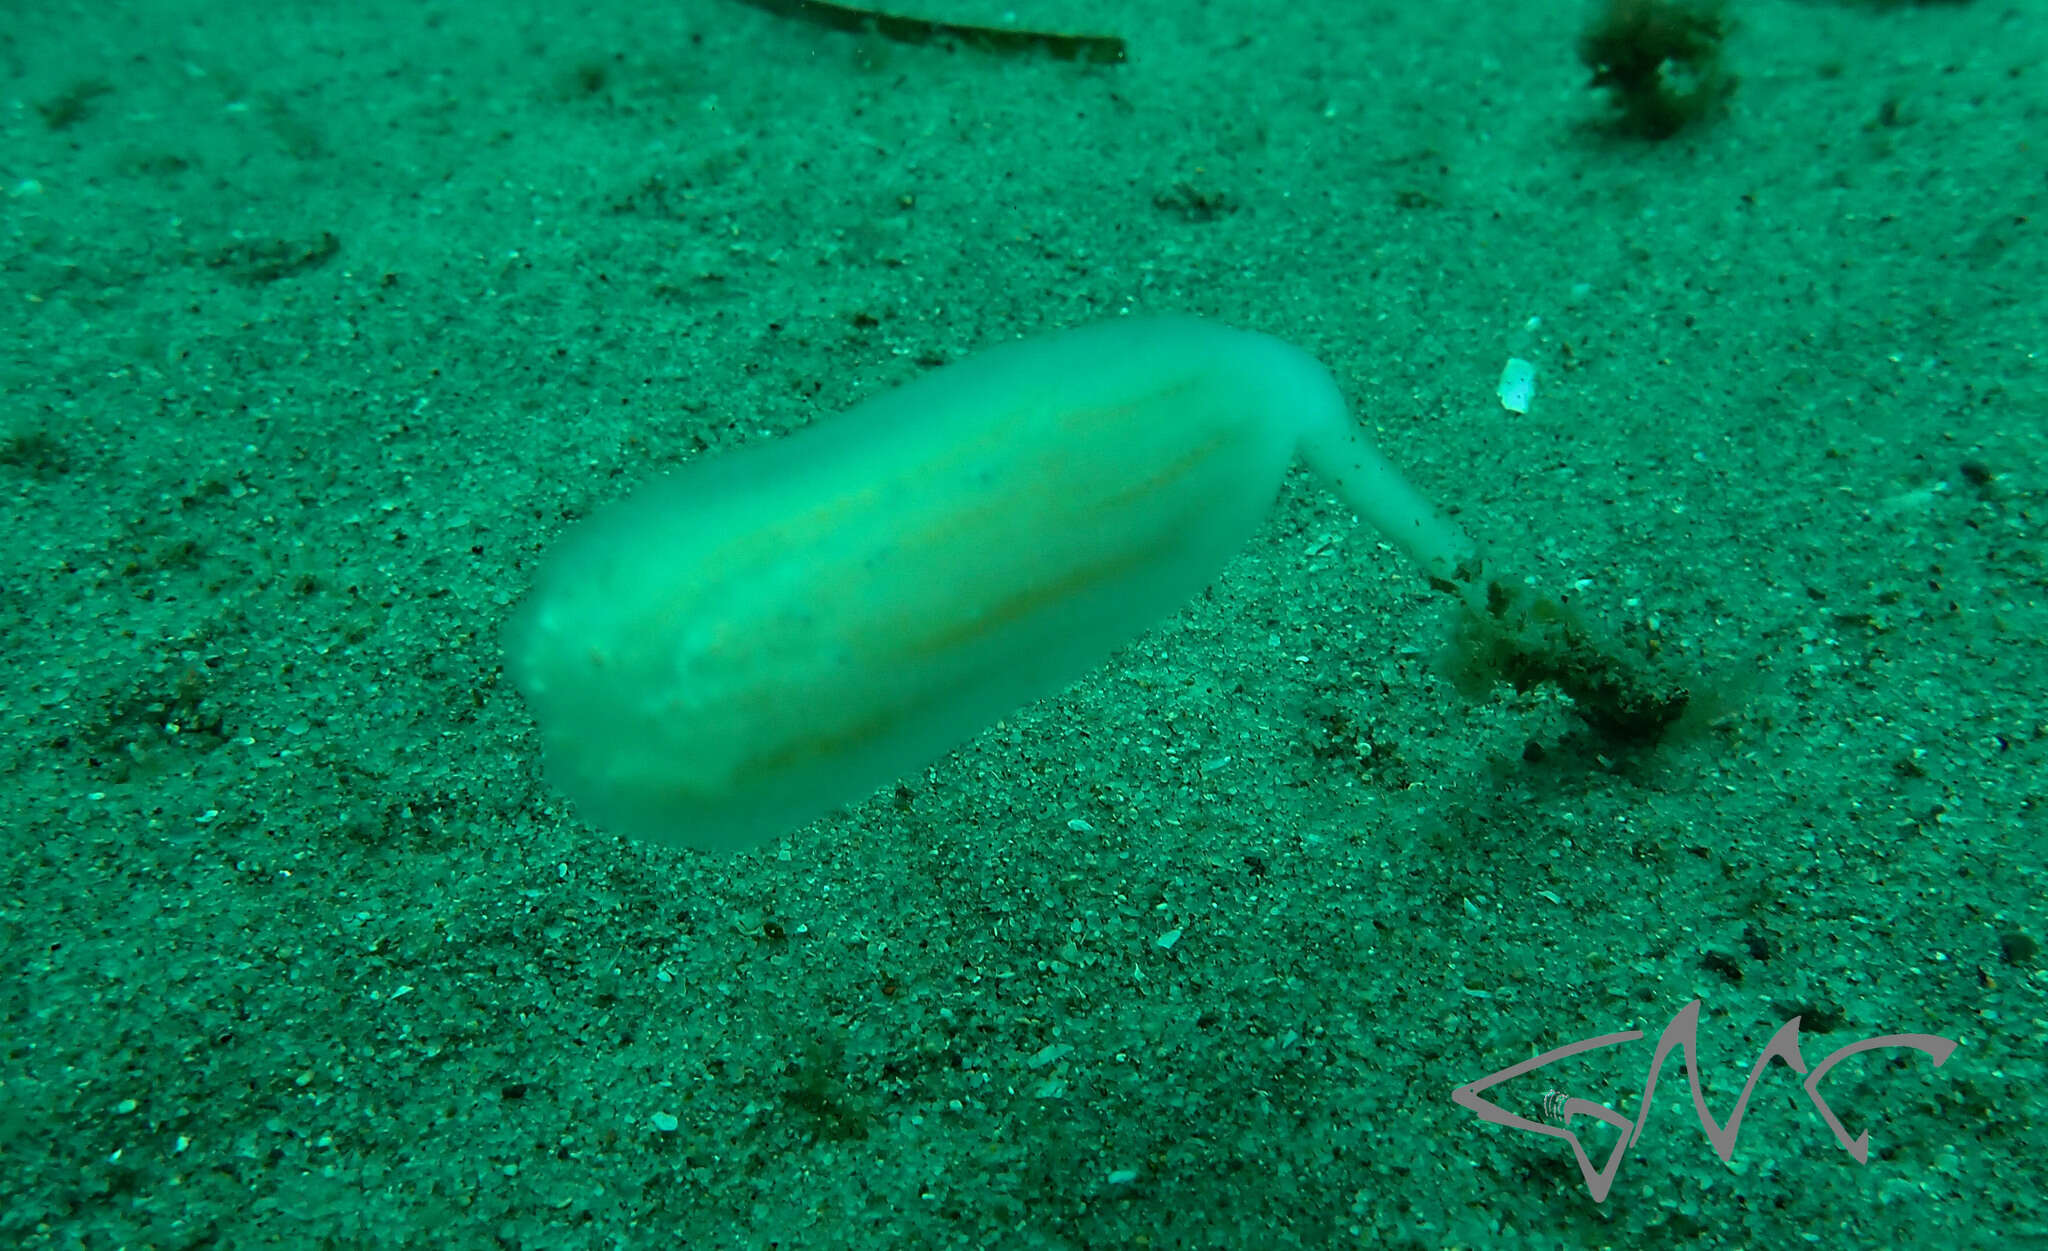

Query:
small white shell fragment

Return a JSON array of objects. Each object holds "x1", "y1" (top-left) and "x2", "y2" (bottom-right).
[
  {"x1": 1497, "y1": 358, "x2": 1537, "y2": 414},
  {"x1": 1026, "y1": 1042, "x2": 1073, "y2": 1069}
]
